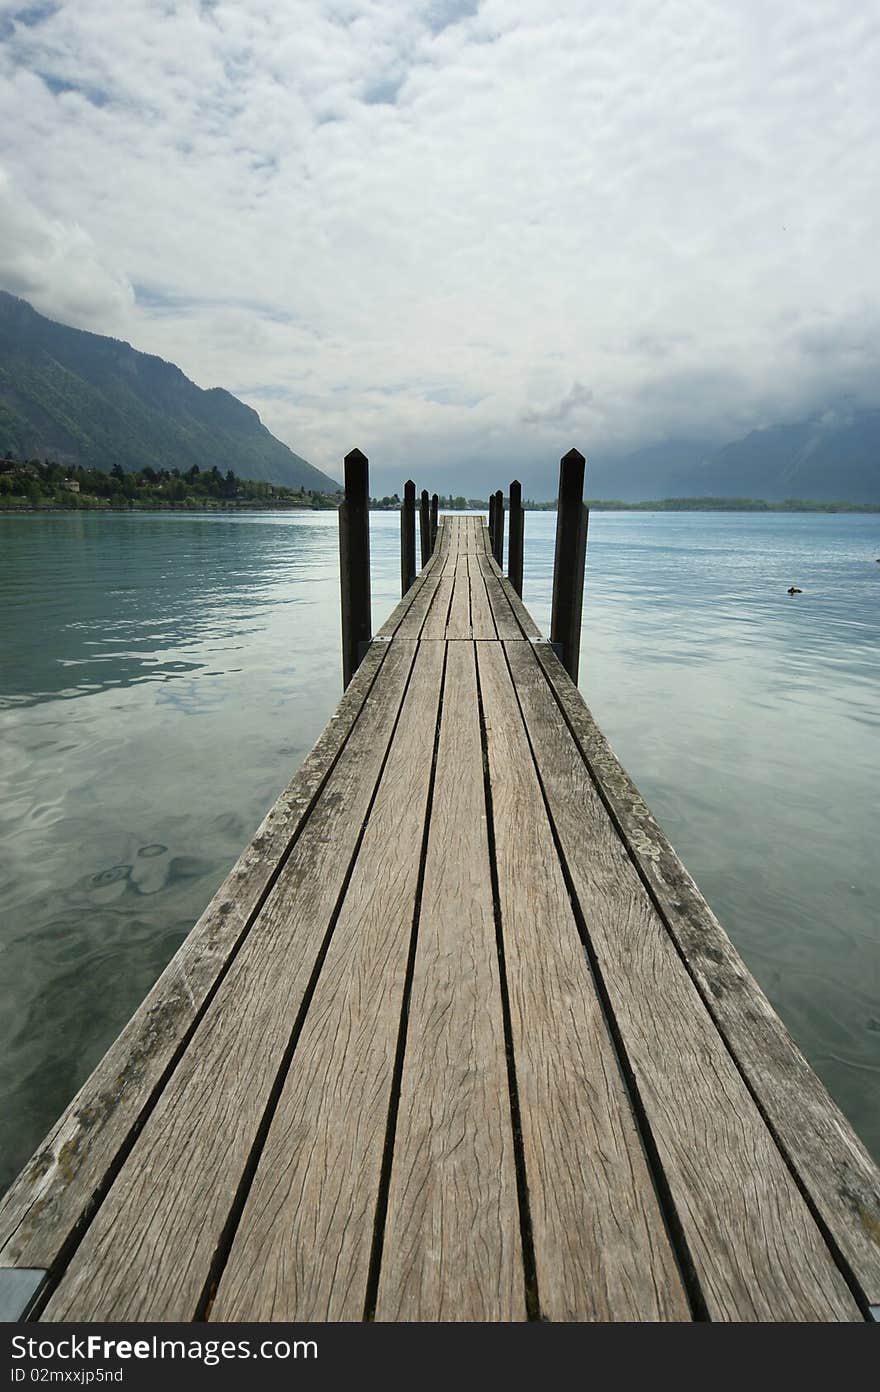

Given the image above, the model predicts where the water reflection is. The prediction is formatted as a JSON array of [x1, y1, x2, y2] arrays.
[[0, 507, 877, 1197], [0, 509, 362, 1192], [0, 512, 342, 708]]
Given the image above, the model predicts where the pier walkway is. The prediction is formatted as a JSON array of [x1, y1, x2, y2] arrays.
[[1, 516, 879, 1322]]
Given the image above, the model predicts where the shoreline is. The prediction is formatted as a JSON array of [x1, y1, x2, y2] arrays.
[[3, 501, 879, 516]]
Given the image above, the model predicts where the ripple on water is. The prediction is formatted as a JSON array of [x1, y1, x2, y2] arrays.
[[0, 507, 878, 1199]]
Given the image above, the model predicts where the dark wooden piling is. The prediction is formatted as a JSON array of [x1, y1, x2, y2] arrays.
[[420, 489, 431, 568], [339, 447, 371, 689], [492, 489, 505, 567], [401, 479, 416, 595], [488, 493, 497, 555], [508, 479, 524, 598], [550, 448, 588, 684], [5, 513, 879, 1325], [430, 493, 439, 554]]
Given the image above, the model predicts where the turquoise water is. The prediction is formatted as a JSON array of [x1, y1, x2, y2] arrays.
[[0, 508, 878, 1195]]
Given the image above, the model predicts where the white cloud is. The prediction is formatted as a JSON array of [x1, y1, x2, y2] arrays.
[[0, 0, 878, 493], [0, 165, 134, 331]]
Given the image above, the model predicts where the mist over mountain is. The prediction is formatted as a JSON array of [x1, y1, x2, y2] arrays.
[[577, 439, 719, 502], [674, 409, 880, 502], [2, 291, 877, 504], [0, 292, 336, 493], [570, 410, 880, 504]]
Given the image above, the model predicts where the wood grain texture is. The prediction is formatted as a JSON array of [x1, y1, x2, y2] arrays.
[[14, 507, 874, 1325], [375, 642, 525, 1321], [479, 554, 526, 640], [40, 641, 418, 1321], [381, 517, 451, 640], [476, 641, 690, 1322], [0, 634, 393, 1275], [507, 639, 861, 1321], [463, 516, 483, 553], [530, 637, 880, 1311], [420, 574, 455, 639], [211, 641, 445, 1321], [445, 555, 471, 638], [467, 554, 497, 640], [476, 550, 541, 638]]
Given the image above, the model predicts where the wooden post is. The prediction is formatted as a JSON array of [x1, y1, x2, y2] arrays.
[[430, 493, 439, 554], [493, 489, 504, 567], [488, 493, 496, 554], [339, 447, 371, 689], [401, 479, 416, 595], [508, 479, 524, 597], [550, 448, 588, 685], [419, 489, 431, 569]]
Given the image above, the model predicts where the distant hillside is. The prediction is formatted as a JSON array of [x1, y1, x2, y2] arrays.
[[581, 438, 718, 501], [678, 409, 880, 502], [0, 291, 336, 492], [590, 410, 880, 502]]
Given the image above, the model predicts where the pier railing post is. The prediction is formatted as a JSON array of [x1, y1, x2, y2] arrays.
[[488, 493, 496, 553], [339, 447, 371, 689], [492, 489, 505, 567], [401, 479, 416, 595], [430, 493, 439, 554], [419, 489, 431, 569], [550, 448, 588, 685], [508, 479, 523, 597]]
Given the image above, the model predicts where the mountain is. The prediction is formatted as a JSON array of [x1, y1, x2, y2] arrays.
[[0, 291, 336, 492], [583, 438, 718, 501], [590, 409, 880, 502], [675, 409, 880, 502]]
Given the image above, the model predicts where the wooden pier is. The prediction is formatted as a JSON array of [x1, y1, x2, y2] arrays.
[[1, 502, 879, 1322]]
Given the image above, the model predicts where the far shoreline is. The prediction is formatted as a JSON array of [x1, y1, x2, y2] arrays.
[[3, 499, 879, 516]]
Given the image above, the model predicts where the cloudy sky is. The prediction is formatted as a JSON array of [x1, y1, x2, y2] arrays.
[[1, 0, 878, 494]]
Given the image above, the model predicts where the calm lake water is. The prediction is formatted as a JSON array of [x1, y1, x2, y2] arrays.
[[0, 508, 878, 1195]]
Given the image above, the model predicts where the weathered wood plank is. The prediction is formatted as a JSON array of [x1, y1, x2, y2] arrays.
[[477, 550, 541, 639], [445, 554, 471, 639], [479, 552, 527, 640], [40, 641, 419, 1321], [390, 521, 453, 640], [375, 642, 525, 1321], [374, 517, 449, 639], [506, 639, 862, 1321], [211, 641, 445, 1321], [420, 575, 455, 639], [10, 500, 874, 1327], [0, 634, 395, 1276], [530, 638, 880, 1312], [475, 641, 690, 1322], [467, 554, 497, 640]]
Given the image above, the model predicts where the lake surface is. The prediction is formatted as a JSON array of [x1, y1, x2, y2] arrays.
[[0, 508, 878, 1196]]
